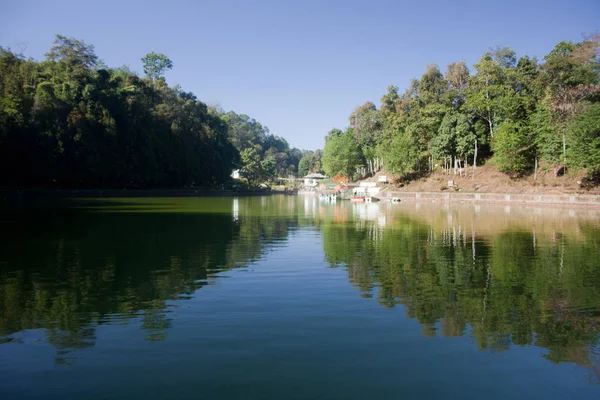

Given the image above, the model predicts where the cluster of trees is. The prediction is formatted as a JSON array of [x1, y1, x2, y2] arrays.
[[221, 111, 303, 185], [321, 36, 600, 182], [298, 149, 324, 177], [0, 35, 303, 188]]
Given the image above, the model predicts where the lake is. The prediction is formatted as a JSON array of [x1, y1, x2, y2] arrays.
[[1, 195, 599, 399]]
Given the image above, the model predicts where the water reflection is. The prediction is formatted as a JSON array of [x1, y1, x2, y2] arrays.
[[0, 196, 599, 383], [322, 201, 600, 383]]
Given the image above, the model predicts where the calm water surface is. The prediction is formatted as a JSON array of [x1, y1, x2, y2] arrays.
[[1, 196, 599, 399]]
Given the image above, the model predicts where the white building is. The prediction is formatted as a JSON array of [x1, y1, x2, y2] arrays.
[[303, 173, 327, 188]]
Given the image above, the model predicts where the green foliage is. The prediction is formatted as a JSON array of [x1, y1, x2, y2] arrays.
[[239, 147, 277, 186], [141, 52, 173, 81], [493, 121, 535, 176], [466, 54, 517, 137], [0, 36, 241, 188], [240, 148, 262, 185], [298, 156, 310, 177], [381, 132, 418, 175], [316, 36, 599, 183], [531, 107, 561, 164], [322, 128, 363, 179], [567, 103, 600, 175], [223, 111, 302, 177], [348, 101, 382, 149], [298, 150, 322, 176], [431, 111, 475, 161]]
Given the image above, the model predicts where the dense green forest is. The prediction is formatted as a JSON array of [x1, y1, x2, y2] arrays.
[[0, 35, 304, 188], [321, 36, 600, 184]]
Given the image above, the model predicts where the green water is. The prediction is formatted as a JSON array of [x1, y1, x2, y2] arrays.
[[1, 196, 599, 399]]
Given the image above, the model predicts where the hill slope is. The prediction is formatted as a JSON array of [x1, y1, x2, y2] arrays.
[[368, 163, 600, 195]]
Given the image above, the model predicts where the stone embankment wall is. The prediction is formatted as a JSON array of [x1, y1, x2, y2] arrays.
[[380, 192, 600, 207]]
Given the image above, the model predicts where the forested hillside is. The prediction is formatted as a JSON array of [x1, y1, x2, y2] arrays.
[[222, 111, 303, 185], [321, 36, 600, 187], [0, 35, 302, 189]]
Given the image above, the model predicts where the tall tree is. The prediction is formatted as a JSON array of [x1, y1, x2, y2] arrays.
[[141, 52, 173, 81], [348, 101, 383, 175], [322, 128, 363, 179], [466, 52, 520, 138], [540, 37, 600, 172]]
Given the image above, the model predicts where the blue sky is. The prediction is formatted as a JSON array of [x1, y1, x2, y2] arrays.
[[1, 0, 598, 150]]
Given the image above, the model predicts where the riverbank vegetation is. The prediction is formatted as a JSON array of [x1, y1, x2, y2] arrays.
[[0, 35, 303, 189], [320, 36, 600, 188]]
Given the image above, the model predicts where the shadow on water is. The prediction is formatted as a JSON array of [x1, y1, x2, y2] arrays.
[[0, 196, 304, 364], [0, 196, 599, 383]]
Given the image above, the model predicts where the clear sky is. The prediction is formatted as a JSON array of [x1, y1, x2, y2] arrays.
[[1, 0, 598, 150]]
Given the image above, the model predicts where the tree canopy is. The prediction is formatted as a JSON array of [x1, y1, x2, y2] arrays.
[[313, 35, 600, 181], [0, 35, 302, 188], [141, 52, 173, 81]]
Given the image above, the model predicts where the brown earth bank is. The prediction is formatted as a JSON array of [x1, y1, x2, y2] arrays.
[[367, 163, 600, 195]]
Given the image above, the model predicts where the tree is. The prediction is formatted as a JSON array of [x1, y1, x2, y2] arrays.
[[141, 52, 173, 81], [429, 110, 477, 175], [322, 128, 363, 179], [445, 61, 470, 108], [567, 103, 600, 177], [240, 147, 263, 185], [46, 35, 98, 76], [531, 107, 560, 165], [418, 64, 447, 104], [298, 150, 322, 177], [220, 111, 301, 178], [348, 101, 383, 175], [384, 131, 419, 176], [239, 147, 276, 186], [466, 54, 516, 138], [349, 101, 381, 147], [0, 39, 238, 188], [298, 155, 311, 177], [493, 121, 535, 176], [320, 36, 599, 184], [540, 38, 600, 172]]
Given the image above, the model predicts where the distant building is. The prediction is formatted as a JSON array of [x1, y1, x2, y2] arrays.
[[231, 169, 241, 179], [303, 173, 327, 188]]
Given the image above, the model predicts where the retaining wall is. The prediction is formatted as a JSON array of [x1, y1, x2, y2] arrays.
[[380, 191, 600, 207]]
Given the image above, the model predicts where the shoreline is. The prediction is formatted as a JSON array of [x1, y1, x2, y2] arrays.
[[2, 188, 600, 209], [0, 188, 276, 201]]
